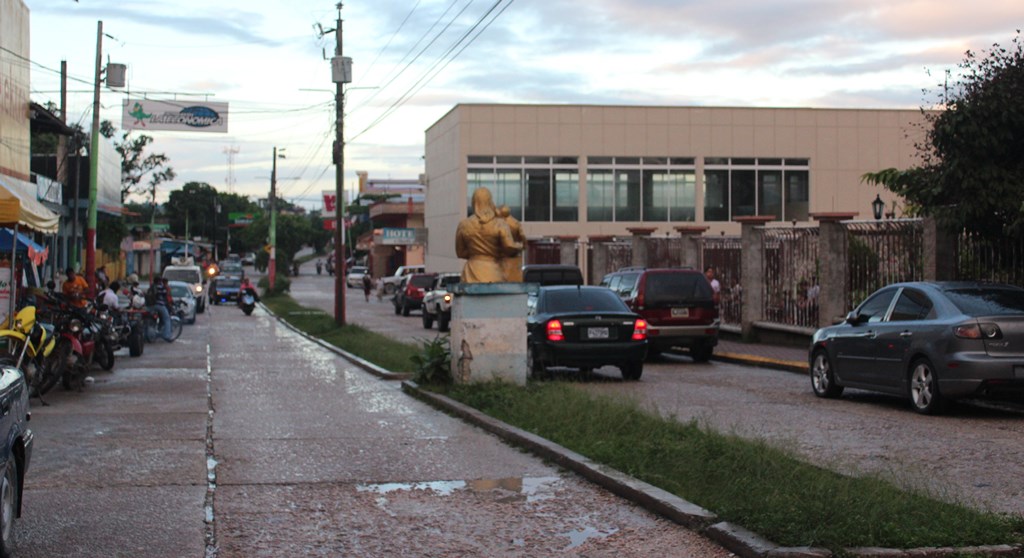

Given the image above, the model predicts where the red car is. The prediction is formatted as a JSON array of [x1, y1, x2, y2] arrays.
[[392, 273, 437, 316]]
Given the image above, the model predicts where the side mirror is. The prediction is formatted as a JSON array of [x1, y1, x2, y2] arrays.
[[845, 311, 862, 325]]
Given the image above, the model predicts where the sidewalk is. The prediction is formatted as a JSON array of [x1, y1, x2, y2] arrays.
[[714, 337, 808, 374]]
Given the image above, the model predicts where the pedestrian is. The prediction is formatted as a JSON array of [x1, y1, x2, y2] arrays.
[[362, 273, 373, 302], [704, 266, 721, 305], [95, 265, 109, 290], [148, 277, 175, 342], [316, 260, 323, 275], [62, 267, 90, 308]]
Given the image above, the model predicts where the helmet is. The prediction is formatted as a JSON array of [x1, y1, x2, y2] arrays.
[[128, 273, 140, 284], [131, 294, 146, 309]]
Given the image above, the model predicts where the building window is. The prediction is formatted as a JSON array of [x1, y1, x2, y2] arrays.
[[703, 158, 810, 222], [468, 156, 579, 222], [587, 157, 695, 223]]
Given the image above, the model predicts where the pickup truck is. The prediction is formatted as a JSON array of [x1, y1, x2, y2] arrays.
[[421, 272, 461, 332], [380, 265, 426, 295]]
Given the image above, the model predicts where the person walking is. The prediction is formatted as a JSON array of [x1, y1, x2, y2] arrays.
[[148, 277, 175, 342], [362, 273, 373, 302]]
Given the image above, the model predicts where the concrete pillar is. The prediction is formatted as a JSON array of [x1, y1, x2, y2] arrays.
[[627, 227, 657, 268], [588, 236, 613, 285], [923, 217, 956, 281], [736, 216, 774, 340], [675, 225, 709, 270], [812, 213, 857, 328], [558, 236, 578, 267]]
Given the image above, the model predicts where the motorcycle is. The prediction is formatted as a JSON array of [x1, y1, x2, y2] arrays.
[[239, 292, 256, 316], [143, 304, 183, 343], [48, 304, 94, 392], [0, 305, 61, 398]]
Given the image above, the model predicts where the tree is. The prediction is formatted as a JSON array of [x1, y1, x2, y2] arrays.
[[863, 31, 1024, 241], [99, 121, 176, 203]]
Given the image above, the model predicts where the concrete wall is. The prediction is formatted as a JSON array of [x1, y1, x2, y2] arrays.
[[0, 0, 30, 180]]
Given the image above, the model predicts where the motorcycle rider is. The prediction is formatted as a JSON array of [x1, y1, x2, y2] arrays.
[[98, 280, 121, 310], [238, 277, 260, 304], [147, 277, 175, 342]]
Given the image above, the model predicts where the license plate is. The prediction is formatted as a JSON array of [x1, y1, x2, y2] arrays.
[[587, 327, 609, 340], [671, 307, 690, 318]]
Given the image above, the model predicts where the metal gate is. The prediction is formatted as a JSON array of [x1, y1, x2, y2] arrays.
[[761, 228, 820, 329], [844, 219, 924, 310], [701, 236, 742, 327]]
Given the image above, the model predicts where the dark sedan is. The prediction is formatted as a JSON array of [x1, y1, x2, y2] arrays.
[[212, 277, 241, 305], [810, 281, 1024, 414], [527, 286, 648, 381], [0, 363, 32, 554]]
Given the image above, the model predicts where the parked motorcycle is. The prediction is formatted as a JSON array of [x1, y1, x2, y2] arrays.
[[0, 305, 61, 398], [52, 305, 96, 391]]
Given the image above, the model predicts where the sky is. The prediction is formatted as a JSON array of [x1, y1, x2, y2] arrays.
[[24, 0, 1024, 211]]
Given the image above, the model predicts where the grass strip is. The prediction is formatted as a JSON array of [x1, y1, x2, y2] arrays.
[[442, 380, 1024, 552], [262, 293, 419, 373]]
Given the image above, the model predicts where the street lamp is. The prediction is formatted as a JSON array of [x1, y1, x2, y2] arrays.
[[871, 194, 885, 220], [268, 147, 286, 291]]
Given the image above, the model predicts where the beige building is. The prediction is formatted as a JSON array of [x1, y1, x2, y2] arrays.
[[424, 104, 928, 273]]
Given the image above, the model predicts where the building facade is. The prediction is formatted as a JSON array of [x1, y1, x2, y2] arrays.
[[424, 104, 929, 275]]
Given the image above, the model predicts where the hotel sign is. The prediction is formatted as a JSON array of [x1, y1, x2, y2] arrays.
[[379, 227, 426, 245]]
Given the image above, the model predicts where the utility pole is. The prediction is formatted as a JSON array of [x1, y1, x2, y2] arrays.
[[86, 20, 103, 295], [269, 146, 281, 291], [332, 2, 348, 326]]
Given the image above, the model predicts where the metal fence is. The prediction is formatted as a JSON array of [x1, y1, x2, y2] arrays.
[[955, 233, 1024, 287], [646, 237, 684, 269], [844, 219, 925, 311], [701, 236, 743, 327], [761, 227, 820, 329], [587, 240, 632, 283]]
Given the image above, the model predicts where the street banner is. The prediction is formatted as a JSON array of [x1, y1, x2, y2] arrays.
[[228, 212, 255, 225], [323, 191, 336, 212], [122, 99, 229, 133]]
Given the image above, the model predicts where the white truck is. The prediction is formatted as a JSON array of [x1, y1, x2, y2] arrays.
[[380, 265, 425, 295], [421, 272, 461, 332], [162, 257, 207, 313]]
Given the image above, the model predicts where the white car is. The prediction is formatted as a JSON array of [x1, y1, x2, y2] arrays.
[[346, 266, 369, 288], [421, 272, 461, 332], [167, 280, 198, 324]]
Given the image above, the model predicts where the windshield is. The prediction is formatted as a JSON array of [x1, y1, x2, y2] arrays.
[[644, 272, 713, 305], [218, 279, 241, 289], [541, 287, 630, 314], [164, 269, 201, 283], [169, 285, 192, 297], [944, 287, 1024, 316]]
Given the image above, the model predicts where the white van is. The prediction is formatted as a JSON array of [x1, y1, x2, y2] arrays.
[[163, 260, 207, 313]]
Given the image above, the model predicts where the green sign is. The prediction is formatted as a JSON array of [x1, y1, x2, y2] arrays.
[[228, 212, 256, 225]]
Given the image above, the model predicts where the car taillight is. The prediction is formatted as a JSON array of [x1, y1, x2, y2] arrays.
[[546, 319, 564, 341], [632, 319, 647, 341], [954, 323, 1003, 339]]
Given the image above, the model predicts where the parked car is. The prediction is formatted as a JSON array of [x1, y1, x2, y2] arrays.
[[381, 265, 426, 295], [422, 272, 461, 332], [522, 264, 584, 286], [163, 262, 207, 314], [241, 252, 256, 266], [604, 267, 718, 362], [346, 266, 370, 288], [0, 363, 33, 552], [392, 273, 437, 316], [526, 285, 647, 380], [167, 280, 198, 324], [218, 260, 245, 280], [810, 281, 1024, 415], [211, 277, 242, 305]]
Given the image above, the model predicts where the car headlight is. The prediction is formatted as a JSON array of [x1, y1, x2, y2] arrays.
[[196, 285, 203, 293]]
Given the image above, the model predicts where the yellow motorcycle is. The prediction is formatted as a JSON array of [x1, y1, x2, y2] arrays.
[[0, 305, 61, 398]]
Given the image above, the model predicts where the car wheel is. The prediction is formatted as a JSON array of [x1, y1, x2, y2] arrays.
[[690, 345, 713, 363], [402, 304, 410, 317], [422, 312, 434, 329], [393, 302, 401, 315], [438, 312, 450, 333], [810, 349, 843, 398], [620, 361, 643, 381], [0, 454, 19, 558], [527, 342, 546, 380], [384, 283, 396, 295], [909, 357, 947, 415]]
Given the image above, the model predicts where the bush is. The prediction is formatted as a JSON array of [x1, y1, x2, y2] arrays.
[[410, 335, 452, 385], [258, 275, 290, 295]]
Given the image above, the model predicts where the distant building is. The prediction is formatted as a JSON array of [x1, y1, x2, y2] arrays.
[[424, 103, 929, 275], [353, 171, 426, 278]]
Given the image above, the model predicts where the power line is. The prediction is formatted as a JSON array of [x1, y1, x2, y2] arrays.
[[351, 0, 514, 143], [361, 0, 423, 79]]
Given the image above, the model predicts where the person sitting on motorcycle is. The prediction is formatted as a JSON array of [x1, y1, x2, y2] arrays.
[[62, 267, 90, 308], [98, 280, 121, 310], [148, 277, 175, 342], [238, 277, 260, 304]]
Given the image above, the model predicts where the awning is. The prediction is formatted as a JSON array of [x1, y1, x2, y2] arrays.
[[0, 174, 60, 234]]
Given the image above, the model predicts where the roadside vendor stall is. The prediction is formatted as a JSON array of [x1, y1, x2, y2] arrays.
[[0, 187, 60, 327]]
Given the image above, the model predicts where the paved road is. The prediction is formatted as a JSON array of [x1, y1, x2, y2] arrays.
[[17, 280, 732, 557], [291, 262, 1024, 519]]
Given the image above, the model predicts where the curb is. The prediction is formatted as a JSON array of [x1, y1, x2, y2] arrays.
[[712, 351, 807, 375], [264, 302, 1023, 558]]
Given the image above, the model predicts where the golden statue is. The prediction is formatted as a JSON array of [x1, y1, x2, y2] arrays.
[[498, 205, 525, 282], [456, 188, 523, 283]]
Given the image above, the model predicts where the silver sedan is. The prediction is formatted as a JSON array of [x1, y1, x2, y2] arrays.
[[168, 280, 198, 324], [809, 281, 1024, 414]]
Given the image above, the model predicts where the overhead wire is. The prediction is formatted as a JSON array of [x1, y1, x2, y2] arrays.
[[350, 0, 514, 143], [361, 0, 423, 79]]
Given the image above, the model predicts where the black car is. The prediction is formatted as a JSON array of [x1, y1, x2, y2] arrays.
[[0, 364, 32, 555], [527, 285, 648, 380]]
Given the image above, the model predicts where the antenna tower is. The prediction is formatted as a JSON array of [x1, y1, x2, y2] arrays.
[[223, 145, 240, 193]]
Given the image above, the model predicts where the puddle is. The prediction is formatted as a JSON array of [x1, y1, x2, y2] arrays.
[[357, 476, 561, 502], [563, 525, 617, 549]]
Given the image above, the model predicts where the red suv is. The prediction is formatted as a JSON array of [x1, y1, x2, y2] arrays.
[[602, 268, 719, 361], [393, 273, 437, 316]]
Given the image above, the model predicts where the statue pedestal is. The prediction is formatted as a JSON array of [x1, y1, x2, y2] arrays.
[[450, 283, 535, 386]]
